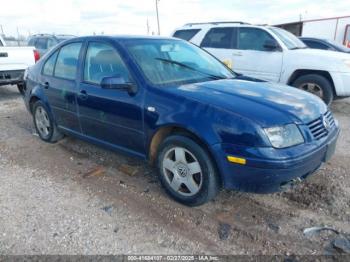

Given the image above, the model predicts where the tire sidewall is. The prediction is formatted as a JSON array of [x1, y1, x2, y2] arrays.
[[157, 135, 219, 206], [293, 74, 334, 105], [33, 101, 54, 142]]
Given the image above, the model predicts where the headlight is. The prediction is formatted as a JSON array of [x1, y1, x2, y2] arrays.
[[264, 124, 304, 148], [343, 59, 350, 68]]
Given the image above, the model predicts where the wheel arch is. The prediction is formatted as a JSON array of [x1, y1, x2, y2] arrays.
[[148, 125, 208, 162], [29, 96, 40, 114], [28, 86, 51, 114], [287, 69, 336, 95], [148, 124, 223, 186]]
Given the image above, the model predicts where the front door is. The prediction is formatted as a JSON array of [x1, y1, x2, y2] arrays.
[[77, 41, 144, 155], [40, 42, 82, 132], [233, 27, 283, 82]]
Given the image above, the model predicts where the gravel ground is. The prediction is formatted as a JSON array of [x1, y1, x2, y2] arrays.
[[0, 85, 349, 255]]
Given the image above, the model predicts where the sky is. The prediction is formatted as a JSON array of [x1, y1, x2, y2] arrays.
[[0, 0, 349, 38]]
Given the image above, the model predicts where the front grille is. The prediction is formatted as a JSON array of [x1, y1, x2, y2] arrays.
[[307, 111, 335, 140]]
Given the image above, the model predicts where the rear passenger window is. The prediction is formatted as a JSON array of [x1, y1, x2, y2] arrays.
[[28, 38, 36, 46], [201, 27, 237, 49], [173, 29, 201, 41], [84, 42, 130, 85], [238, 28, 277, 51], [304, 40, 329, 50], [42, 50, 58, 76], [36, 38, 47, 49], [47, 39, 56, 49], [54, 42, 82, 80]]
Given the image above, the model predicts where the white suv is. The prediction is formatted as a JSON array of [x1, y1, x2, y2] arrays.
[[172, 22, 350, 104]]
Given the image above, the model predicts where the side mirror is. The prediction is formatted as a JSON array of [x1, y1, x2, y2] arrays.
[[101, 76, 136, 93], [263, 39, 280, 51]]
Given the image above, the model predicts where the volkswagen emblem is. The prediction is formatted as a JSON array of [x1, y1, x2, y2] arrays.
[[175, 163, 189, 177], [322, 116, 330, 131]]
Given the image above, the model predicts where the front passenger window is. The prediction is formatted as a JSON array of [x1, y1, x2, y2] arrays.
[[84, 42, 131, 85], [238, 28, 278, 51]]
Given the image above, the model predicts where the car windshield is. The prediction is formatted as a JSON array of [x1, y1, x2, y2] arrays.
[[125, 39, 235, 86], [325, 39, 350, 52], [270, 27, 307, 50]]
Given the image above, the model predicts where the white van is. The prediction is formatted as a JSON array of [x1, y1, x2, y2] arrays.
[[172, 22, 350, 104]]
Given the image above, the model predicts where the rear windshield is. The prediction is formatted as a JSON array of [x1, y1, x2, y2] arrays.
[[173, 29, 201, 41]]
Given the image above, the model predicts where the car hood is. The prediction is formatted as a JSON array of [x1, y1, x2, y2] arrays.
[[167, 79, 327, 127], [292, 48, 350, 59]]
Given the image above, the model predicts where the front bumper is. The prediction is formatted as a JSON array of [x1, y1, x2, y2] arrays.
[[330, 71, 350, 96], [211, 126, 340, 193]]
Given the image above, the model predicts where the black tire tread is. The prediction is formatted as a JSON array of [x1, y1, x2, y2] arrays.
[[292, 74, 334, 105], [33, 100, 64, 143]]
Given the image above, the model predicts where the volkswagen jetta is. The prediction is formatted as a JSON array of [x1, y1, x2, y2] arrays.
[[24, 36, 340, 206]]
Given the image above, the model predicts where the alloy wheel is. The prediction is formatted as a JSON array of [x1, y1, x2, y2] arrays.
[[35, 106, 51, 138], [162, 146, 203, 196], [298, 82, 324, 99]]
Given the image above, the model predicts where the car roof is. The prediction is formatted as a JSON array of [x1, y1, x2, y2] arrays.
[[29, 34, 76, 39], [67, 35, 181, 42], [175, 22, 272, 30]]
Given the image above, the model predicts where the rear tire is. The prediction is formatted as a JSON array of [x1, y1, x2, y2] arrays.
[[17, 83, 26, 96], [32, 100, 64, 143], [292, 74, 334, 105], [156, 135, 220, 206]]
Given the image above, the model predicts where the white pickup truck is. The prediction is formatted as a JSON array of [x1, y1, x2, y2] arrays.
[[173, 22, 350, 104], [0, 35, 38, 94]]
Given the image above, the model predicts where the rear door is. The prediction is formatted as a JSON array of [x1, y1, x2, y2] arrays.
[[200, 27, 237, 69], [233, 27, 283, 82], [173, 29, 201, 41], [41, 42, 82, 132]]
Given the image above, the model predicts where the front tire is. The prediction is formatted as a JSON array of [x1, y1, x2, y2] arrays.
[[33, 101, 63, 143], [156, 135, 220, 206], [292, 74, 334, 105]]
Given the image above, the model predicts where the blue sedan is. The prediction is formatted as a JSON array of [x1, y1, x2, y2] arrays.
[[23, 36, 340, 206]]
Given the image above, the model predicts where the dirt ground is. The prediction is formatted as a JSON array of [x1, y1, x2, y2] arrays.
[[0, 85, 349, 255]]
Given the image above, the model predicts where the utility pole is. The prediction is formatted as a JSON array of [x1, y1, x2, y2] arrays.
[[17, 27, 20, 46], [147, 18, 150, 35], [155, 0, 160, 35], [0, 25, 4, 36]]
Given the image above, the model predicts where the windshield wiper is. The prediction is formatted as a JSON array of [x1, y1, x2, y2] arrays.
[[155, 58, 227, 80]]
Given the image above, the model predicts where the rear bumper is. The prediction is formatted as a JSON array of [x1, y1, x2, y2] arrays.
[[211, 126, 340, 193], [0, 70, 24, 86]]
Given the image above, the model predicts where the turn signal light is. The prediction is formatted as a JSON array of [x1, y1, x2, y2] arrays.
[[227, 156, 246, 165]]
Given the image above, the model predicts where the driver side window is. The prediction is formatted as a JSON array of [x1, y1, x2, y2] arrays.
[[84, 42, 131, 85], [238, 28, 277, 51]]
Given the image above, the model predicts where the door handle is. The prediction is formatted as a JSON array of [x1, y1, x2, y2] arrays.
[[43, 82, 49, 89], [233, 52, 243, 56], [79, 90, 88, 100]]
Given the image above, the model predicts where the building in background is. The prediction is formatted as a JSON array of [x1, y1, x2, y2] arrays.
[[275, 15, 350, 48]]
